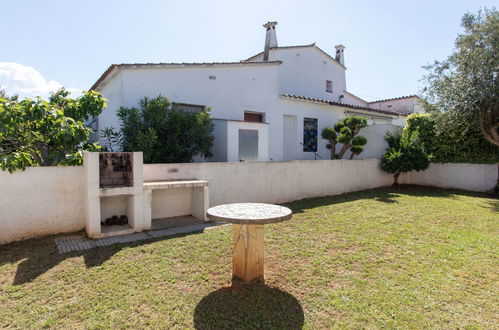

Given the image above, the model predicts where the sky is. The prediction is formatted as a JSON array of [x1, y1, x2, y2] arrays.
[[1, 0, 497, 101]]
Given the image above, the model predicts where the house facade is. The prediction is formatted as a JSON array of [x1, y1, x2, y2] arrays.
[[91, 22, 414, 162]]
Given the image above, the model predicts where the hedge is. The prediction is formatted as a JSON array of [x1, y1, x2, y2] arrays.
[[405, 114, 499, 164]]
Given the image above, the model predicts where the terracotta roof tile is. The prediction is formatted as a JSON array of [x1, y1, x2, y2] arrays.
[[281, 94, 405, 116], [368, 95, 419, 104]]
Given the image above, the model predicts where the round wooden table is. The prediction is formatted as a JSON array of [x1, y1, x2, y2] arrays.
[[206, 203, 293, 283]]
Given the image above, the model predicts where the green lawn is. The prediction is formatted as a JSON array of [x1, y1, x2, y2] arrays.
[[1, 186, 497, 329]]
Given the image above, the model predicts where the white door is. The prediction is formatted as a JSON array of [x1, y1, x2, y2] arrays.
[[283, 115, 297, 161]]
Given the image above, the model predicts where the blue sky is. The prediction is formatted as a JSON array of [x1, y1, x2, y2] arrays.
[[1, 0, 496, 101]]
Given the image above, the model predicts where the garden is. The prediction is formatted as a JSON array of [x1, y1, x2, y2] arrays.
[[0, 186, 497, 328]]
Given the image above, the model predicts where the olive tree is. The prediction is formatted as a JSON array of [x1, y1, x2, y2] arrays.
[[423, 8, 498, 147], [321, 115, 368, 159]]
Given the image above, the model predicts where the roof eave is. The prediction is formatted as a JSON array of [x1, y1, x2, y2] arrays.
[[90, 61, 282, 91]]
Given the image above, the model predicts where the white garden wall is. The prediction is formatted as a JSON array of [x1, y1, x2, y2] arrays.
[[143, 159, 393, 206], [1, 160, 496, 245], [0, 166, 85, 244], [399, 163, 497, 192]]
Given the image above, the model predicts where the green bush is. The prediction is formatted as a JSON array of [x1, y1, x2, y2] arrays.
[[405, 114, 499, 164], [111, 95, 214, 163], [381, 130, 430, 185]]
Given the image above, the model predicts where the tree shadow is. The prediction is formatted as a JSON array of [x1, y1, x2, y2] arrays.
[[193, 283, 304, 329], [0, 230, 203, 285], [285, 185, 478, 214]]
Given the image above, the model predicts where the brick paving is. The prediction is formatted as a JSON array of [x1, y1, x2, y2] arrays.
[[55, 222, 228, 254]]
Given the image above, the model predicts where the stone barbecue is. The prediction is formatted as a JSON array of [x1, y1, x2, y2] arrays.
[[99, 152, 133, 188]]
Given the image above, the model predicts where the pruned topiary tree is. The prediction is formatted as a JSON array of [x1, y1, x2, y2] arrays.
[[381, 130, 430, 186], [321, 115, 368, 159]]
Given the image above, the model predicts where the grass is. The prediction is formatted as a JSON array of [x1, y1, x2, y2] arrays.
[[0, 186, 497, 329]]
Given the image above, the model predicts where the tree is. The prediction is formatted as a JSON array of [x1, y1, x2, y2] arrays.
[[114, 95, 214, 163], [0, 89, 106, 172], [321, 115, 368, 159], [422, 8, 499, 147], [381, 130, 430, 186]]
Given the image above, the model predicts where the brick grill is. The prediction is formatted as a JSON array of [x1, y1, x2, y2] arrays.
[[99, 152, 133, 188]]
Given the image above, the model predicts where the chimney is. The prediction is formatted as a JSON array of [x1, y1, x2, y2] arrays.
[[263, 21, 278, 61], [335, 44, 345, 66]]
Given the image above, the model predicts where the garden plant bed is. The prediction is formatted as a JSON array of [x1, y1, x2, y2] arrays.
[[0, 186, 497, 328]]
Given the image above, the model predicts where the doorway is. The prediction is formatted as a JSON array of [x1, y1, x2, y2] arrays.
[[283, 115, 297, 161]]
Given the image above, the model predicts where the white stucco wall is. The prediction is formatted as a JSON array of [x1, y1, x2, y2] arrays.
[[143, 159, 393, 206], [0, 166, 86, 244], [399, 163, 498, 192], [1, 161, 496, 245]]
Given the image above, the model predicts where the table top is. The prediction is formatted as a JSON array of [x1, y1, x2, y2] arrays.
[[206, 203, 292, 225]]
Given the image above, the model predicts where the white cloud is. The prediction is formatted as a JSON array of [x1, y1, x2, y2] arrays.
[[0, 62, 82, 98]]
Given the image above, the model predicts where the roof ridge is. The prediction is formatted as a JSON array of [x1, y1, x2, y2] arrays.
[[368, 95, 419, 103], [281, 93, 405, 116], [241, 43, 317, 62]]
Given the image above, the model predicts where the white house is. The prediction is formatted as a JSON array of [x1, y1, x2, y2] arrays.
[[90, 22, 415, 162]]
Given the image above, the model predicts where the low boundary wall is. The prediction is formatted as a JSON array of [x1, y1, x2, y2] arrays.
[[0, 160, 496, 244], [143, 159, 393, 206], [0, 166, 86, 244], [399, 163, 497, 192]]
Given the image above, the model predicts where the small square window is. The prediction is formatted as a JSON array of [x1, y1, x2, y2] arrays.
[[326, 80, 333, 93]]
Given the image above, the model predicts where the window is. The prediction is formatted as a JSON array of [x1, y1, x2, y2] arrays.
[[326, 80, 333, 93], [174, 103, 205, 113], [303, 118, 318, 152], [244, 111, 264, 123]]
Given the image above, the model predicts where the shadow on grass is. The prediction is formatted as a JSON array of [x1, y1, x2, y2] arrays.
[[0, 230, 203, 285], [2, 186, 494, 285], [193, 283, 304, 329], [285, 185, 480, 214]]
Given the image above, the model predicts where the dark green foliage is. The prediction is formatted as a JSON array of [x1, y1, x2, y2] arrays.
[[381, 130, 430, 185], [321, 115, 368, 159], [0, 89, 105, 172], [405, 114, 499, 163], [422, 8, 499, 147], [100, 127, 123, 152], [115, 95, 214, 163]]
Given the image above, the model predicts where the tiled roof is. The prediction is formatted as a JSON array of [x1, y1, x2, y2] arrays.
[[368, 95, 418, 104], [90, 61, 283, 91], [242, 43, 346, 69], [281, 94, 405, 116]]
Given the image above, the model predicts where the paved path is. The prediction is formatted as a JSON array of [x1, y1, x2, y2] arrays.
[[55, 222, 228, 254]]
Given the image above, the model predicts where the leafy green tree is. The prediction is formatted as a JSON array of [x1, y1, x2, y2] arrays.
[[381, 130, 430, 186], [0, 89, 106, 172], [422, 8, 499, 147], [114, 95, 214, 163], [321, 115, 368, 159]]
